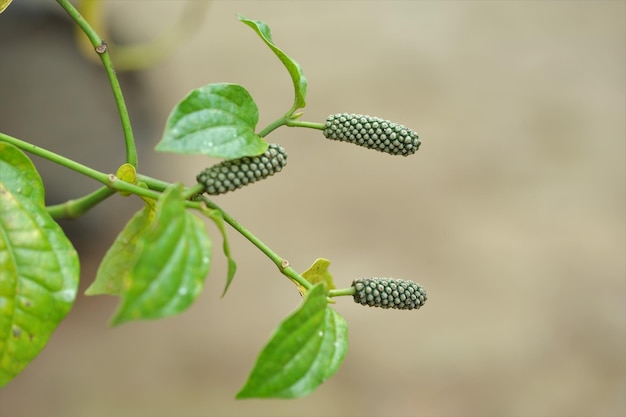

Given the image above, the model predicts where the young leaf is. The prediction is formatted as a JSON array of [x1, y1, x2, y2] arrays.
[[239, 15, 308, 111], [0, 142, 45, 206], [236, 284, 348, 399], [201, 207, 237, 297], [85, 205, 155, 296], [0, 0, 13, 14], [111, 185, 211, 325], [156, 83, 268, 159], [298, 258, 336, 297], [0, 144, 79, 387], [115, 163, 137, 197]]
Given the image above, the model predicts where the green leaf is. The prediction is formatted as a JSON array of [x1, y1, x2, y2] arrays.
[[115, 163, 137, 197], [236, 284, 348, 399], [0, 143, 79, 387], [111, 184, 211, 325], [298, 258, 336, 298], [156, 83, 268, 159], [0, 142, 45, 206], [201, 207, 237, 297], [85, 205, 155, 296], [0, 0, 13, 14], [239, 15, 308, 111]]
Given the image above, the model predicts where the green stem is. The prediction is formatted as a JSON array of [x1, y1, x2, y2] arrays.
[[203, 198, 312, 291], [0, 132, 160, 202], [258, 116, 326, 139], [329, 287, 356, 298], [137, 175, 203, 200], [56, 0, 138, 168], [137, 174, 172, 192], [107, 177, 162, 200], [257, 115, 288, 138], [257, 102, 305, 138], [285, 120, 326, 130], [184, 183, 206, 200], [0, 132, 110, 184], [47, 186, 115, 219]]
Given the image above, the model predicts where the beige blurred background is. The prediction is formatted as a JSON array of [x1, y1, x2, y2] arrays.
[[0, 1, 624, 416]]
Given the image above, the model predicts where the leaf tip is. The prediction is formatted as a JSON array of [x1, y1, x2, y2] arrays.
[[234, 389, 249, 400]]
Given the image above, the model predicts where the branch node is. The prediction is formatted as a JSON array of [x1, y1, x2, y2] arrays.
[[95, 41, 108, 54]]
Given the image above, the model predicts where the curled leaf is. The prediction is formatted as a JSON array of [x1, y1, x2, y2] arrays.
[[239, 15, 307, 111]]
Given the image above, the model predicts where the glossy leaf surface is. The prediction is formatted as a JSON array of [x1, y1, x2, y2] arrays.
[[85, 205, 154, 296], [156, 83, 268, 159], [111, 185, 211, 325], [0, 143, 79, 387], [237, 284, 348, 399]]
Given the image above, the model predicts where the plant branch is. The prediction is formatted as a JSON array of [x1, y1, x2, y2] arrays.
[[47, 186, 115, 219], [285, 119, 325, 130], [0, 132, 110, 184], [56, 0, 138, 168], [137, 174, 172, 192], [258, 114, 325, 138], [0, 132, 160, 203], [257, 115, 288, 138], [184, 183, 206, 200], [137, 175, 203, 200], [202, 198, 312, 291], [329, 287, 356, 298]]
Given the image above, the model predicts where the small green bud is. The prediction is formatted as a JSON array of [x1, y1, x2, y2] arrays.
[[323, 113, 420, 156], [196, 143, 287, 195], [352, 278, 427, 310]]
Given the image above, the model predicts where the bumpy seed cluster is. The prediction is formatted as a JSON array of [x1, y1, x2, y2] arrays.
[[196, 143, 287, 195], [323, 113, 420, 156], [352, 278, 427, 310]]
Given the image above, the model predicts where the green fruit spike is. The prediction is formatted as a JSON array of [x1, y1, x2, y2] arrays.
[[352, 278, 427, 310], [323, 113, 420, 156], [196, 143, 287, 195]]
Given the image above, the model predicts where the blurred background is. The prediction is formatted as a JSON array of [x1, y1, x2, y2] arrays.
[[0, 1, 624, 416]]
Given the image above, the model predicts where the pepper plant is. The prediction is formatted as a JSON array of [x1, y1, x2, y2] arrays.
[[0, 0, 426, 399]]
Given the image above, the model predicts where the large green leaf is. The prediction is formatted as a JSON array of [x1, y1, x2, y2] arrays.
[[236, 283, 348, 399], [156, 83, 268, 159], [85, 205, 154, 296], [239, 15, 308, 111], [0, 143, 79, 387], [111, 185, 211, 325]]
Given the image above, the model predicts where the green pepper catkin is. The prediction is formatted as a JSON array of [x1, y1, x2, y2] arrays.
[[323, 113, 420, 156], [352, 278, 427, 310], [196, 143, 287, 195]]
